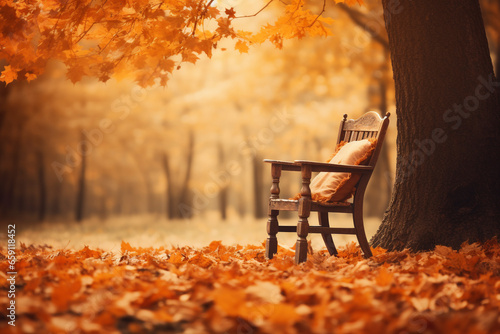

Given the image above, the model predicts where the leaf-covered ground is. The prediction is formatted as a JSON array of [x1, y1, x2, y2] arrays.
[[1, 239, 500, 334]]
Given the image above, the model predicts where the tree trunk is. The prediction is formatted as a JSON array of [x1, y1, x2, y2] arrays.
[[366, 57, 393, 217], [36, 150, 46, 222], [218, 142, 228, 220], [496, 34, 500, 77], [75, 135, 86, 222], [162, 152, 176, 219], [372, 0, 500, 250], [178, 130, 195, 218], [0, 124, 23, 216]]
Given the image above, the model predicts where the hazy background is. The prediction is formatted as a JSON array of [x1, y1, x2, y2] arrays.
[[1, 0, 498, 250]]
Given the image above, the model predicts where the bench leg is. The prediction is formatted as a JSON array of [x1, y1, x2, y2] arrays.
[[266, 164, 281, 260], [318, 212, 338, 256], [353, 204, 372, 258], [295, 216, 309, 264], [295, 167, 312, 264], [295, 196, 311, 264], [265, 210, 279, 259]]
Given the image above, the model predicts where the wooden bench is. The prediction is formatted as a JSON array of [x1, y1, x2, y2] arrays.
[[264, 111, 391, 264]]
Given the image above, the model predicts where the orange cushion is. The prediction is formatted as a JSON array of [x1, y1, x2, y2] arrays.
[[295, 138, 377, 203]]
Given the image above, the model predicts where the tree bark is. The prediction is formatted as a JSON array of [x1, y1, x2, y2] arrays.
[[372, 0, 500, 250]]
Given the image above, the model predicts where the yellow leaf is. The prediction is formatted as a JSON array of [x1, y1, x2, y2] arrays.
[[235, 40, 249, 53]]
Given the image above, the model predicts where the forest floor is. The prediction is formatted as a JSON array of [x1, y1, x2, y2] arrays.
[[1, 215, 499, 333], [8, 213, 380, 251]]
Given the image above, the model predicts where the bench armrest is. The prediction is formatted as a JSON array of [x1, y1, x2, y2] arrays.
[[294, 160, 374, 173], [263, 159, 301, 171]]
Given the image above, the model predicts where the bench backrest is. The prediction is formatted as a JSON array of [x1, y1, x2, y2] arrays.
[[336, 111, 391, 168]]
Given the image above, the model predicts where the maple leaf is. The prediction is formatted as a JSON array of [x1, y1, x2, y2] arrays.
[[216, 17, 235, 37], [235, 40, 249, 53], [51, 278, 82, 311], [78, 245, 101, 259], [188, 253, 213, 268], [182, 51, 199, 64], [25, 72, 37, 82], [121, 240, 135, 253], [225, 7, 236, 19], [66, 64, 87, 84], [0, 65, 18, 84]]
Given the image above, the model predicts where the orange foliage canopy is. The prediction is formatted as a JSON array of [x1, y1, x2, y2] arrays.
[[0, 0, 362, 87], [0, 239, 499, 333]]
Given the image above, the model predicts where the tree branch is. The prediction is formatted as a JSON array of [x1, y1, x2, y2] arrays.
[[336, 3, 389, 50], [308, 0, 327, 28], [234, 0, 274, 19]]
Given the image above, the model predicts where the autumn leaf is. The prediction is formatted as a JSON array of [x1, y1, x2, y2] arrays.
[[267, 303, 300, 326], [1, 239, 498, 333], [235, 40, 249, 53], [225, 7, 236, 19], [188, 253, 213, 268], [51, 278, 82, 311], [25, 72, 37, 82], [0, 65, 18, 85], [375, 266, 393, 286], [78, 245, 101, 259], [0, 0, 352, 86], [66, 64, 87, 84], [212, 287, 247, 317], [121, 240, 135, 253]]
